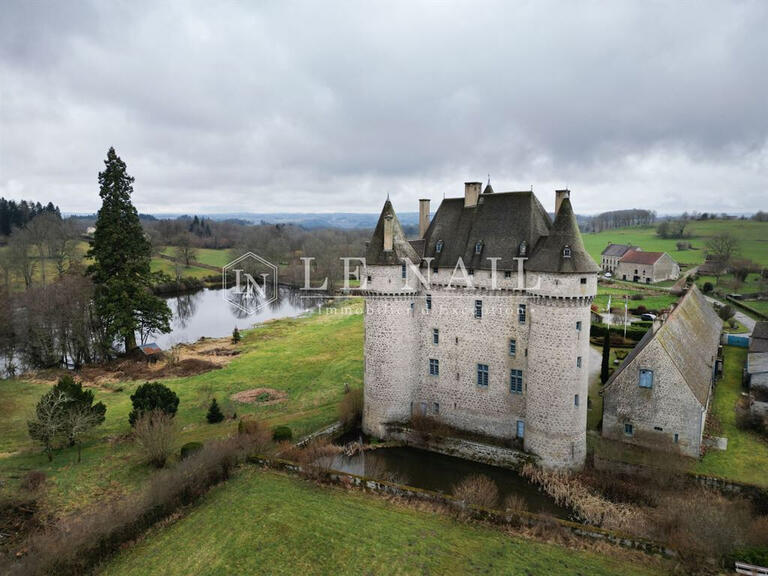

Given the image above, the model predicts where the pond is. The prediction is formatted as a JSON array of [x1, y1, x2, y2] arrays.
[[330, 444, 568, 518], [152, 286, 322, 348]]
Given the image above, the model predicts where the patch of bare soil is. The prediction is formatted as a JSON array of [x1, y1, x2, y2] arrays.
[[231, 388, 287, 405]]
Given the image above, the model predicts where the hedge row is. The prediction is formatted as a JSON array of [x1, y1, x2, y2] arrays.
[[590, 323, 650, 342]]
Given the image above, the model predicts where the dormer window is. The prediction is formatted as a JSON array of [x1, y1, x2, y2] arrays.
[[519, 241, 528, 257], [563, 245, 572, 258], [475, 241, 483, 255], [435, 240, 444, 253]]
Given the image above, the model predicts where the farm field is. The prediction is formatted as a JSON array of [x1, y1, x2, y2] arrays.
[[150, 256, 213, 279], [102, 468, 668, 576], [0, 300, 363, 513], [159, 246, 232, 268], [582, 219, 768, 268]]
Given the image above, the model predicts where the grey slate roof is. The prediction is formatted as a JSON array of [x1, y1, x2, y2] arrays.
[[421, 191, 553, 271], [525, 197, 600, 274], [753, 321, 768, 341], [748, 353, 768, 376], [366, 200, 420, 266], [601, 243, 632, 257], [603, 286, 721, 406]]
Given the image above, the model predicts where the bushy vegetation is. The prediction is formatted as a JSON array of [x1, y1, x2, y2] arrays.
[[133, 410, 176, 468], [451, 474, 499, 509], [272, 425, 293, 442], [180, 442, 203, 460], [206, 398, 225, 424], [338, 386, 363, 429], [128, 382, 179, 426]]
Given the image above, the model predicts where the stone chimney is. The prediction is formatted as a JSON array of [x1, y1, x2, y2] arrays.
[[555, 189, 570, 215], [383, 214, 394, 251], [464, 182, 482, 208], [419, 199, 430, 237]]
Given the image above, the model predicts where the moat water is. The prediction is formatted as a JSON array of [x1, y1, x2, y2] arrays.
[[330, 444, 568, 518]]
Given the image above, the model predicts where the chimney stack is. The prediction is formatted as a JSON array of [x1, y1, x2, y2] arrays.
[[555, 189, 570, 215], [383, 214, 394, 251], [464, 182, 482, 208], [418, 199, 430, 237]]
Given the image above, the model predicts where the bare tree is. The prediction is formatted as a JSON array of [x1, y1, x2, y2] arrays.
[[705, 233, 740, 271], [133, 410, 177, 468], [174, 232, 198, 266], [28, 389, 70, 461], [7, 227, 36, 288]]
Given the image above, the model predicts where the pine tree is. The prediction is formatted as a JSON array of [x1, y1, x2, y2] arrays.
[[206, 398, 225, 424], [601, 332, 611, 384], [88, 148, 171, 352]]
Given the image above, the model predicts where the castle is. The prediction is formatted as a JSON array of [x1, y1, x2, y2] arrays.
[[361, 182, 599, 469]]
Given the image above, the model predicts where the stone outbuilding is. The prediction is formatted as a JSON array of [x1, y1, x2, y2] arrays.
[[615, 249, 680, 284], [601, 286, 721, 458], [600, 243, 632, 273]]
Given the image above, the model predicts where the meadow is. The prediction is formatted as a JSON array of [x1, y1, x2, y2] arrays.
[[101, 468, 669, 576]]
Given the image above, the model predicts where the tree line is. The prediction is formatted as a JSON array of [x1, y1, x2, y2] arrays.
[[0, 198, 60, 236], [582, 209, 656, 233]]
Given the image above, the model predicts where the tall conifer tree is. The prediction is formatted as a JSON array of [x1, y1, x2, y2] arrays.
[[88, 147, 171, 352]]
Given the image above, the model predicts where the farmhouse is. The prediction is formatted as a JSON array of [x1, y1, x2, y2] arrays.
[[600, 243, 632, 273], [615, 249, 680, 284], [361, 183, 599, 469], [601, 286, 721, 458]]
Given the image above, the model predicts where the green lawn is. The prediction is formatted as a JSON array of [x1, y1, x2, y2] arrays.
[[150, 257, 214, 279], [0, 301, 364, 512], [582, 220, 768, 268], [593, 284, 679, 313], [745, 300, 768, 315], [696, 347, 768, 487], [160, 246, 232, 268], [102, 469, 667, 576]]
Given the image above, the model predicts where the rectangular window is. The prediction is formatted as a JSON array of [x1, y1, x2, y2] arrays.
[[433, 266, 438, 274], [576, 356, 582, 368], [477, 364, 489, 387], [367, 275, 372, 283], [580, 277, 587, 285], [674, 433, 679, 444], [429, 358, 439, 376], [401, 262, 407, 279], [432, 328, 439, 345], [474, 300, 482, 319], [574, 394, 579, 407], [468, 268, 474, 276], [426, 294, 432, 310], [433, 402, 440, 414], [509, 339, 517, 357], [518, 304, 526, 324], [510, 369, 523, 394], [504, 270, 512, 279], [639, 369, 654, 388], [624, 423, 634, 436], [576, 321, 582, 331]]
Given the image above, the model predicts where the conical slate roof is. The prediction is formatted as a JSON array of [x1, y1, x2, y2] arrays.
[[366, 199, 421, 266], [526, 197, 599, 273]]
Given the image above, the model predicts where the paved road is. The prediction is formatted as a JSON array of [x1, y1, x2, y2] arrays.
[[704, 295, 756, 335]]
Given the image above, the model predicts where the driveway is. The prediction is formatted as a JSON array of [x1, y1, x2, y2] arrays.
[[704, 295, 756, 335]]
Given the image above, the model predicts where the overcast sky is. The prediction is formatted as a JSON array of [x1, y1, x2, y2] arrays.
[[1, 1, 767, 216]]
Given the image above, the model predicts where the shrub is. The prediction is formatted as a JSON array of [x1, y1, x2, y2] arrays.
[[128, 382, 179, 426], [630, 293, 644, 301], [503, 493, 528, 514], [20, 470, 46, 492], [206, 398, 224, 424], [237, 418, 272, 453], [717, 304, 736, 321], [133, 410, 176, 468], [272, 425, 293, 442], [702, 281, 714, 294], [338, 387, 363, 429], [451, 474, 499, 509], [180, 442, 203, 460], [231, 327, 241, 343]]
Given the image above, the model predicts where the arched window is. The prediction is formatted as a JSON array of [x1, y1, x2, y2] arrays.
[[563, 245, 572, 258]]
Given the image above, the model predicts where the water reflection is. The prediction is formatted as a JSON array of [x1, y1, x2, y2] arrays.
[[152, 286, 323, 348]]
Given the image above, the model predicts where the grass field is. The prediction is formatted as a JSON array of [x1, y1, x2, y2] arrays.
[[102, 468, 668, 576], [593, 284, 679, 313], [0, 301, 363, 512], [695, 347, 768, 487], [582, 220, 768, 268], [150, 257, 214, 279], [159, 246, 232, 268]]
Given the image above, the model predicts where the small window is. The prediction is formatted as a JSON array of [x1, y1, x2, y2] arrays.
[[576, 356, 582, 368], [468, 268, 474, 276], [654, 426, 663, 431], [574, 394, 579, 407], [510, 369, 523, 394], [519, 241, 528, 256], [580, 277, 587, 285], [410, 302, 414, 311], [474, 300, 482, 319], [433, 328, 439, 345], [624, 423, 634, 436], [504, 270, 512, 279], [518, 304, 526, 324], [674, 433, 679, 444], [433, 402, 440, 415], [435, 240, 444, 253], [432, 266, 438, 274], [509, 339, 517, 357], [639, 369, 654, 388], [367, 275, 372, 283], [401, 262, 407, 279], [477, 364, 489, 387], [563, 245, 572, 258], [576, 321, 582, 331], [429, 358, 439, 376], [426, 294, 432, 310], [475, 241, 483, 255]]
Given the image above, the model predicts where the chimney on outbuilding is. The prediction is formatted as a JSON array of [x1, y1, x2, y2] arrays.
[[383, 213, 394, 251], [419, 199, 430, 237], [555, 189, 571, 215], [464, 182, 482, 208]]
